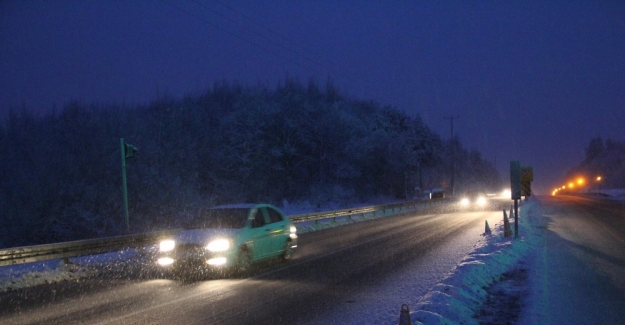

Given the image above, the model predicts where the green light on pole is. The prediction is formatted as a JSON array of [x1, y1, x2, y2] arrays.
[[121, 138, 137, 232]]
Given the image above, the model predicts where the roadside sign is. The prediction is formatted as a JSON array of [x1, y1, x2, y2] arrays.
[[521, 167, 533, 182], [510, 161, 521, 200], [521, 181, 532, 196]]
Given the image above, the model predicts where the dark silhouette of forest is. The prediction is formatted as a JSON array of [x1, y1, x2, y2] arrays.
[[0, 79, 499, 248], [566, 137, 625, 189]]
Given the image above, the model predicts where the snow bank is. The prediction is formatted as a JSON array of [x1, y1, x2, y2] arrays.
[[410, 199, 541, 325], [0, 248, 150, 292]]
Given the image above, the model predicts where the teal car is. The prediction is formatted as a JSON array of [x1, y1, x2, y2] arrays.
[[157, 203, 297, 275]]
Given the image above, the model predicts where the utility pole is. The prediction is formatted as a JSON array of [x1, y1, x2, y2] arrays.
[[120, 138, 137, 232], [417, 155, 423, 191], [444, 116, 459, 197], [415, 149, 424, 194]]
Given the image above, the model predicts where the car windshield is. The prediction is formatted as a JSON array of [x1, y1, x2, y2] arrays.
[[186, 208, 249, 229]]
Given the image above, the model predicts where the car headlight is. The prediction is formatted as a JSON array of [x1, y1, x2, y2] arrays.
[[477, 197, 487, 205], [289, 225, 298, 239], [460, 198, 469, 206], [206, 239, 231, 252], [159, 239, 175, 252]]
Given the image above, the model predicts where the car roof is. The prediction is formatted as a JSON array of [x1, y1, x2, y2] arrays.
[[210, 203, 279, 210]]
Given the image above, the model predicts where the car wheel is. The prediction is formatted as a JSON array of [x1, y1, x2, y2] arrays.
[[281, 240, 294, 261], [235, 249, 252, 275]]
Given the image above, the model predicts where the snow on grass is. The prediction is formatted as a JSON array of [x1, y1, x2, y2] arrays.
[[0, 259, 95, 292], [0, 248, 152, 292], [409, 199, 542, 325]]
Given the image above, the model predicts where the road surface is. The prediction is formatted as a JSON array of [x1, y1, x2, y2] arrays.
[[520, 195, 625, 324], [0, 199, 509, 325]]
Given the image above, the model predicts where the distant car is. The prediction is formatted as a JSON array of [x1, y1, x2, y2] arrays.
[[431, 188, 445, 199], [156, 203, 297, 276], [421, 190, 432, 200], [460, 190, 488, 208]]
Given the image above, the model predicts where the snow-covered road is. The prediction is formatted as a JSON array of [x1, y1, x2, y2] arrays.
[[1, 192, 624, 324], [517, 195, 625, 325]]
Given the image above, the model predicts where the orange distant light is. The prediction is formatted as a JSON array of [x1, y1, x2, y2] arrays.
[[597, 176, 602, 181], [577, 178, 584, 185], [568, 183, 574, 188]]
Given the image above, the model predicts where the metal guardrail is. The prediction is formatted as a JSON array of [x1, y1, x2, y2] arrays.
[[289, 198, 449, 223], [0, 198, 453, 267], [0, 231, 176, 267]]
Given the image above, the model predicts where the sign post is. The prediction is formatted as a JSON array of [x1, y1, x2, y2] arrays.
[[121, 138, 137, 232], [510, 161, 521, 238]]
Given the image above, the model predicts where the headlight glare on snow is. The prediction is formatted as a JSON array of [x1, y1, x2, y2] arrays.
[[158, 257, 174, 266], [159, 239, 175, 252], [477, 197, 487, 205], [207, 257, 227, 266], [206, 239, 230, 252], [460, 198, 469, 206]]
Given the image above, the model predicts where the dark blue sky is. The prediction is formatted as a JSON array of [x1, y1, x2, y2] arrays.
[[2, 1, 625, 194]]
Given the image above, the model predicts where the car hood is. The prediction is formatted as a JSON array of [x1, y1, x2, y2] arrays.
[[172, 228, 241, 245]]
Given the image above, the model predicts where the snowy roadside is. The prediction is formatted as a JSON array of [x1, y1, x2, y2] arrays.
[[406, 189, 625, 324], [0, 247, 157, 293], [584, 188, 625, 201], [406, 199, 542, 325]]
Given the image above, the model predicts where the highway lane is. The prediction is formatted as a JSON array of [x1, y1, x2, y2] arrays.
[[537, 195, 625, 291], [0, 199, 509, 325], [520, 195, 625, 324]]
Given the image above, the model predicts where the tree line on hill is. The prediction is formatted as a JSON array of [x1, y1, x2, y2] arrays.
[[0, 79, 499, 248], [567, 137, 625, 189]]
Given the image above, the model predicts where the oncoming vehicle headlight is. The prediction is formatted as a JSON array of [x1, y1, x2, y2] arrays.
[[159, 240, 175, 252], [206, 239, 231, 252], [158, 257, 174, 266], [476, 197, 487, 205], [460, 198, 469, 206], [289, 225, 298, 239]]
